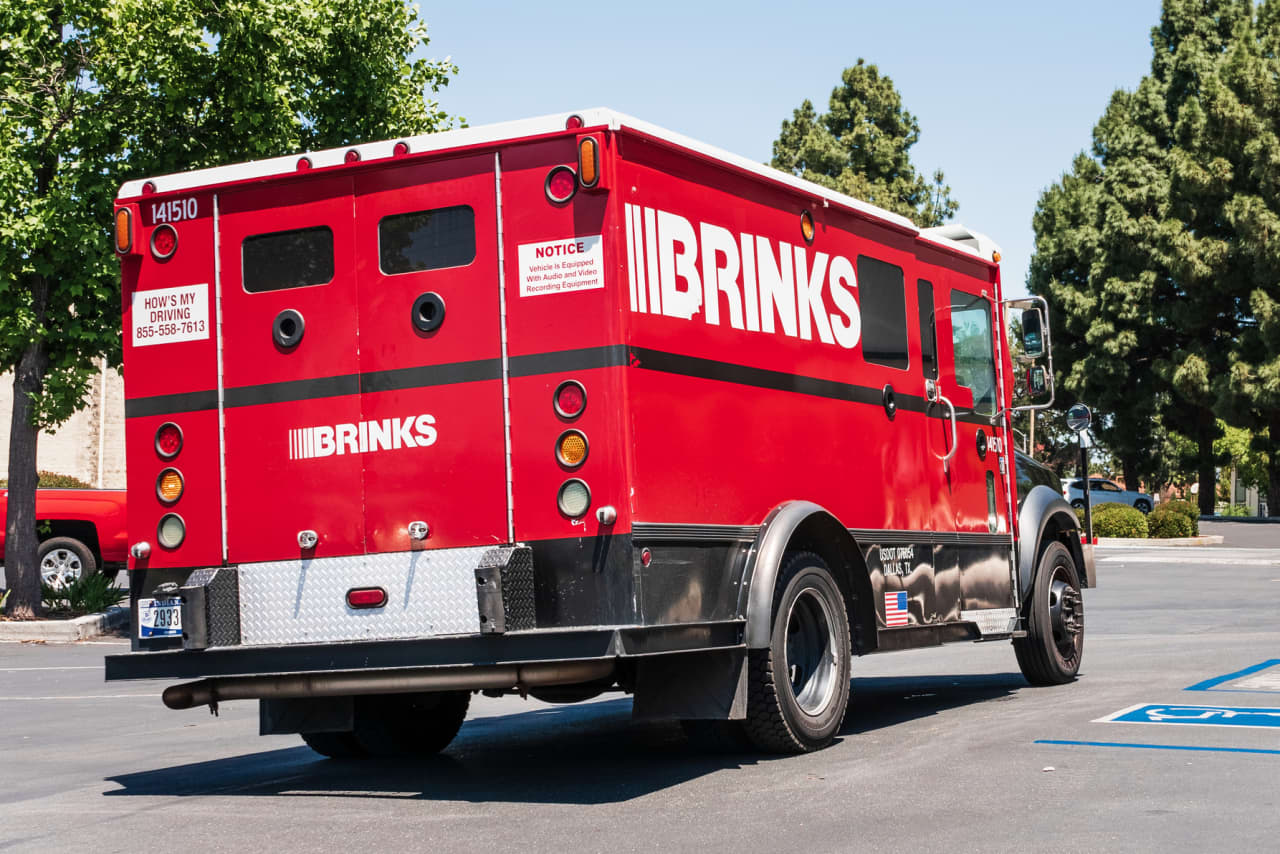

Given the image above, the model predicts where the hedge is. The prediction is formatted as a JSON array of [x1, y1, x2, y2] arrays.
[[1160, 499, 1200, 535], [1091, 502, 1149, 538], [0, 471, 93, 489], [1148, 505, 1195, 538]]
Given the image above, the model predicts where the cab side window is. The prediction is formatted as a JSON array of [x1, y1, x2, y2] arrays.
[[858, 255, 908, 370], [950, 290, 997, 417]]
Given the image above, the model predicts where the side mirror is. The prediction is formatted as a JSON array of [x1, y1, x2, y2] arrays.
[[1021, 309, 1046, 359]]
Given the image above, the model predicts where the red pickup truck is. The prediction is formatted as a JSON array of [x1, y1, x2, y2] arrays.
[[0, 489, 128, 587]]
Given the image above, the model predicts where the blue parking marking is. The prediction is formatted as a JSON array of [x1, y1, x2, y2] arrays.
[[1186, 659, 1280, 693], [1098, 703, 1280, 730], [1037, 740, 1280, 757]]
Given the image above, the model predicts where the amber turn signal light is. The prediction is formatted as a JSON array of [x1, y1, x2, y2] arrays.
[[114, 208, 133, 254], [800, 210, 815, 245], [556, 430, 588, 468], [578, 137, 600, 189], [156, 468, 184, 504]]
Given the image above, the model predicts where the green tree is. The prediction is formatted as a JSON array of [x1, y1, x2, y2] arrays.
[[0, 0, 456, 617], [771, 59, 958, 228]]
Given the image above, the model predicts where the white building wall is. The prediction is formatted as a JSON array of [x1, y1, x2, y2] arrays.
[[0, 362, 126, 488]]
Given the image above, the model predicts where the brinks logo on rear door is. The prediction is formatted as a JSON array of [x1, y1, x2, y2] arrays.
[[289, 414, 437, 460]]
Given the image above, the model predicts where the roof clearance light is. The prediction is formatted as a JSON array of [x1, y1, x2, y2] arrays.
[[556, 430, 589, 468], [296, 157, 312, 171], [545, 165, 577, 204], [155, 422, 183, 458], [157, 513, 186, 549], [344, 149, 361, 163], [565, 114, 584, 130], [578, 137, 599, 188], [156, 468, 184, 504], [150, 223, 178, 260], [992, 251, 1002, 264], [554, 380, 586, 418], [141, 181, 157, 195], [800, 210, 816, 245], [393, 141, 410, 156], [114, 208, 133, 254], [557, 479, 591, 518]]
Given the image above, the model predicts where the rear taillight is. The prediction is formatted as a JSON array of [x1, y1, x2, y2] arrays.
[[346, 587, 387, 609], [150, 223, 178, 260], [554, 380, 586, 419], [155, 422, 182, 458], [545, 166, 577, 204]]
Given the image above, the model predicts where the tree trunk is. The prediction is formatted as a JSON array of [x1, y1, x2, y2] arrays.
[[1121, 455, 1139, 495], [4, 338, 49, 618], [1268, 412, 1280, 518], [1197, 428, 1216, 517]]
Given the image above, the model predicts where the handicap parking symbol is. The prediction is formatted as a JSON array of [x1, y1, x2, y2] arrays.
[[1098, 703, 1280, 730]]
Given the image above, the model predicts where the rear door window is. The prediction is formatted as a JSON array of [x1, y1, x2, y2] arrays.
[[242, 226, 334, 293], [379, 205, 475, 274]]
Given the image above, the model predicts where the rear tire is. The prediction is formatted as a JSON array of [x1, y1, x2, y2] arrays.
[[1014, 541, 1084, 686], [741, 551, 851, 754], [301, 730, 366, 759], [351, 691, 470, 757], [1134, 499, 1151, 514]]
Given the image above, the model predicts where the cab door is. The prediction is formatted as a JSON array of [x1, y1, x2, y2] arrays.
[[936, 286, 1014, 613], [217, 175, 364, 563]]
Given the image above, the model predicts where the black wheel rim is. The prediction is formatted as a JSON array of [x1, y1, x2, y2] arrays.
[[784, 587, 840, 716], [1047, 566, 1083, 667]]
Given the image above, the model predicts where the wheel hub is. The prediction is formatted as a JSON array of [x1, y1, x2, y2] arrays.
[[1047, 570, 1083, 663], [40, 549, 83, 590], [784, 588, 840, 716]]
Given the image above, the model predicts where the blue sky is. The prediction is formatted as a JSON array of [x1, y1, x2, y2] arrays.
[[422, 1, 1161, 297]]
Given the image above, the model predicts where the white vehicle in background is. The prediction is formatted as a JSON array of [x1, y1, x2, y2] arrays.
[[1065, 478, 1154, 514]]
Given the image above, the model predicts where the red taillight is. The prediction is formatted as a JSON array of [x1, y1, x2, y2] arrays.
[[155, 422, 182, 458], [545, 166, 577, 204], [346, 587, 387, 609], [150, 224, 178, 260], [554, 380, 586, 418]]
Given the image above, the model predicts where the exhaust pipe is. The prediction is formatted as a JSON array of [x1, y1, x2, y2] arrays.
[[161, 660, 616, 710]]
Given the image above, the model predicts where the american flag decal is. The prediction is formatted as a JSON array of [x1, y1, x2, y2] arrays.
[[884, 591, 909, 627]]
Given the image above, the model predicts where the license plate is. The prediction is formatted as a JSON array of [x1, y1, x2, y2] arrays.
[[138, 597, 183, 638]]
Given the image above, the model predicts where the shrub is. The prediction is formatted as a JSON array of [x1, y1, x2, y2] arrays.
[[1160, 499, 1200, 535], [1091, 502, 1148, 538], [0, 471, 93, 489], [1219, 503, 1252, 517], [41, 573, 127, 616], [1148, 506, 1195, 538]]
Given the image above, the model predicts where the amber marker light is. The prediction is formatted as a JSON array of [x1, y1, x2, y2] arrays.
[[992, 251, 1002, 264], [578, 137, 600, 188], [156, 468, 184, 504], [800, 210, 815, 245], [114, 208, 133, 254], [556, 430, 589, 468]]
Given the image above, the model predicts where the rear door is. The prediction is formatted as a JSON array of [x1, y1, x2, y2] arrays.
[[353, 153, 509, 551], [218, 175, 363, 563]]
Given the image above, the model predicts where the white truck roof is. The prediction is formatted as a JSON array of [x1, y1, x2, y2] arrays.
[[117, 107, 1001, 264]]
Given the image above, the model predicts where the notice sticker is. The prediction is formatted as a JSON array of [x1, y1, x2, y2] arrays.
[[132, 283, 210, 347], [518, 235, 604, 297]]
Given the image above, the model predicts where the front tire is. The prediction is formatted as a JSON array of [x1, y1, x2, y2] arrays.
[[1134, 499, 1151, 514], [38, 537, 97, 589], [741, 552, 851, 753], [1014, 541, 1084, 685]]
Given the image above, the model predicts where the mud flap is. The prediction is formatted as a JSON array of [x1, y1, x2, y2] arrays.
[[631, 649, 747, 720]]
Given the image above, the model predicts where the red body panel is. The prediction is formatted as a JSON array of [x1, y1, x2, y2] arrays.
[[116, 117, 1014, 632]]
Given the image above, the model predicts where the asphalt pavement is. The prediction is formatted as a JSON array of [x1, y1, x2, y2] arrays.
[[2, 542, 1279, 853]]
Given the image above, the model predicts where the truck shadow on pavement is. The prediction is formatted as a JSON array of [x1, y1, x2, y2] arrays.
[[104, 673, 1024, 805]]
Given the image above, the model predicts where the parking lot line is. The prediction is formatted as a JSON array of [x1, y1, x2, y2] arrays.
[[1036, 739, 1280, 757], [1185, 659, 1280, 692]]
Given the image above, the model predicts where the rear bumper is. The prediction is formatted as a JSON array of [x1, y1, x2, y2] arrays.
[[104, 620, 744, 682]]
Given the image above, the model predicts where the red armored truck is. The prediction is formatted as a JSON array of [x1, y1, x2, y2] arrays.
[[106, 109, 1092, 755]]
